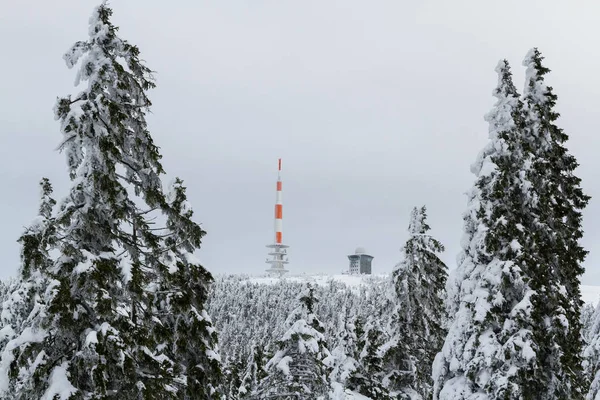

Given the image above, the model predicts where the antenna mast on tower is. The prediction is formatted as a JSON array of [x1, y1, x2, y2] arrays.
[[266, 158, 289, 276]]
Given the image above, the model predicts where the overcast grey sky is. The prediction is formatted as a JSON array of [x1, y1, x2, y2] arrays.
[[1, 1, 599, 283]]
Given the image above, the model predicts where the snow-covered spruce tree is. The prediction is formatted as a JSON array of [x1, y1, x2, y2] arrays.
[[207, 273, 392, 366], [445, 175, 486, 323], [326, 309, 360, 399], [583, 303, 597, 341], [521, 48, 590, 399], [0, 178, 57, 394], [252, 285, 331, 399], [222, 339, 253, 400], [154, 179, 223, 399], [385, 206, 447, 399], [224, 355, 245, 400], [2, 178, 56, 330], [348, 317, 391, 400], [238, 343, 268, 399], [0, 3, 221, 399], [433, 60, 541, 399]]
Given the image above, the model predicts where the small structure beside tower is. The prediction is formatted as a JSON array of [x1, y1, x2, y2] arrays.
[[348, 247, 373, 275], [266, 158, 289, 277]]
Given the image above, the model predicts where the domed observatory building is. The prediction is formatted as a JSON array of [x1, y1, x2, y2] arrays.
[[347, 247, 373, 275]]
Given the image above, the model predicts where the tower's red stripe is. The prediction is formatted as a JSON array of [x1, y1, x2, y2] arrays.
[[275, 204, 283, 219]]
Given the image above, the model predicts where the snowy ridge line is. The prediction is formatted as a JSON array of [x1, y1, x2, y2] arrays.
[[215, 273, 389, 294], [212, 273, 600, 304]]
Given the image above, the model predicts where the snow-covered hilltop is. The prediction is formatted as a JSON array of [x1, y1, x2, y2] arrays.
[[246, 273, 386, 289], [244, 273, 600, 304], [208, 272, 600, 399]]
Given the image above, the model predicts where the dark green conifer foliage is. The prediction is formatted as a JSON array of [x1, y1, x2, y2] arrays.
[[224, 355, 244, 400], [434, 54, 589, 400], [156, 179, 223, 399], [18, 178, 57, 281], [387, 206, 447, 398], [1, 3, 222, 399], [522, 48, 590, 399], [433, 59, 544, 400], [238, 343, 268, 399], [348, 318, 391, 400], [1, 179, 57, 396]]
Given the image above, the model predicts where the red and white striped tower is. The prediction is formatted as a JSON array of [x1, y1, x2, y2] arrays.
[[266, 158, 289, 276]]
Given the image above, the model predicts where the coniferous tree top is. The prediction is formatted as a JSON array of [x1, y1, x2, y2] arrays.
[[0, 3, 223, 398], [433, 59, 539, 400], [0, 178, 57, 395], [520, 47, 590, 399], [436, 51, 590, 400], [446, 59, 524, 319], [388, 206, 447, 398]]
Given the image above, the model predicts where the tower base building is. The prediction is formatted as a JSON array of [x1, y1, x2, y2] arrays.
[[266, 243, 289, 277]]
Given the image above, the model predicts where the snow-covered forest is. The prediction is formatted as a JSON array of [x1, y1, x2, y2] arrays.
[[0, 1, 599, 400]]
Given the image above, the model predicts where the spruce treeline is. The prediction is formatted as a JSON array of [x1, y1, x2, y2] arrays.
[[251, 286, 331, 399], [210, 207, 448, 399], [207, 49, 590, 400], [208, 276, 395, 399]]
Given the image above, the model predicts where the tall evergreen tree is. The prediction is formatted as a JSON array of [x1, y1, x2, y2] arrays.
[[252, 286, 331, 399], [0, 179, 57, 394], [386, 206, 447, 399], [0, 2, 221, 399], [5, 178, 56, 328], [521, 47, 590, 399], [349, 317, 391, 400], [433, 60, 539, 399]]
